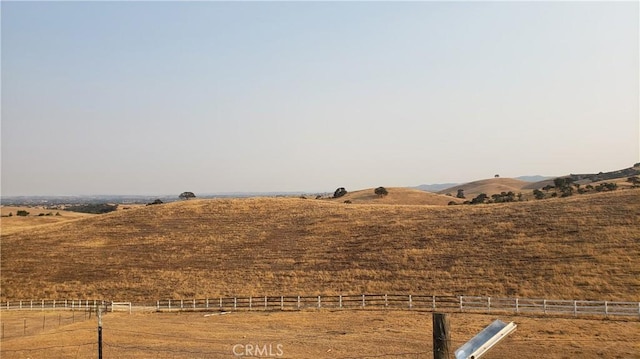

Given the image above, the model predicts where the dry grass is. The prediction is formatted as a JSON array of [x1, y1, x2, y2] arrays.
[[0, 309, 637, 359], [437, 178, 531, 197], [325, 187, 464, 205], [0, 206, 94, 235], [1, 189, 639, 302]]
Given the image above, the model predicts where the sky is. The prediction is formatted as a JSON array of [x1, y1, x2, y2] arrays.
[[1, 1, 638, 196]]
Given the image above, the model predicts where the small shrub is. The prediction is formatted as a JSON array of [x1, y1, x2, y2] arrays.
[[470, 193, 488, 204], [16, 210, 29, 216], [533, 189, 545, 200]]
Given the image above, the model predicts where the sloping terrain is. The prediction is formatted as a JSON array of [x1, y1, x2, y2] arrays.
[[326, 187, 464, 205], [1, 189, 639, 302], [438, 178, 530, 198], [0, 206, 94, 235]]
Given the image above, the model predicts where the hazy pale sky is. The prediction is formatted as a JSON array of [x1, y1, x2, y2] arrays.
[[2, 1, 638, 196]]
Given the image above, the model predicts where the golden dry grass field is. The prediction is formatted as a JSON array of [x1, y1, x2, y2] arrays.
[[1, 309, 638, 359], [325, 187, 465, 205], [1, 188, 638, 301], [1, 188, 639, 358], [0, 206, 94, 235], [436, 178, 530, 198]]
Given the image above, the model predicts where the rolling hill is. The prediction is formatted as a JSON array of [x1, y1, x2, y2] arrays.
[[325, 187, 464, 205], [437, 178, 531, 198], [2, 189, 638, 302]]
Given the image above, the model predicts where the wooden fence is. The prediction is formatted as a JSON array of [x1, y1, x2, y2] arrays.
[[153, 294, 640, 318], [1, 299, 106, 312], [2, 295, 639, 318]]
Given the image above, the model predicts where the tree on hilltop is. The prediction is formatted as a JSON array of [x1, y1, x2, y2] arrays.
[[179, 192, 196, 200], [374, 187, 388, 197], [333, 187, 347, 198]]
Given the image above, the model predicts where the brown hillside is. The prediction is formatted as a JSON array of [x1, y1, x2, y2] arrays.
[[1, 190, 639, 302], [327, 187, 463, 205], [0, 206, 94, 235], [438, 178, 529, 198]]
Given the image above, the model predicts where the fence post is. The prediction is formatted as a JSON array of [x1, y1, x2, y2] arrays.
[[574, 301, 577, 317], [318, 296, 321, 309], [487, 297, 491, 311], [249, 297, 252, 310], [206, 298, 209, 309], [543, 299, 547, 314], [54, 300, 56, 309], [265, 296, 268, 310], [193, 299, 196, 309], [20, 301, 22, 309], [409, 295, 412, 309], [604, 301, 608, 317], [169, 299, 172, 310], [362, 294, 365, 308], [515, 298, 519, 314], [385, 294, 388, 308], [220, 298, 222, 309], [31, 300, 33, 310], [234, 297, 237, 310], [180, 300, 184, 310], [432, 296, 436, 311], [339, 295, 342, 309], [433, 313, 451, 359], [281, 296, 284, 310], [459, 296, 463, 312], [297, 296, 300, 310]]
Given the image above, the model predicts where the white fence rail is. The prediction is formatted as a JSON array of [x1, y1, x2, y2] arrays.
[[1, 299, 107, 311], [2, 295, 638, 318]]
